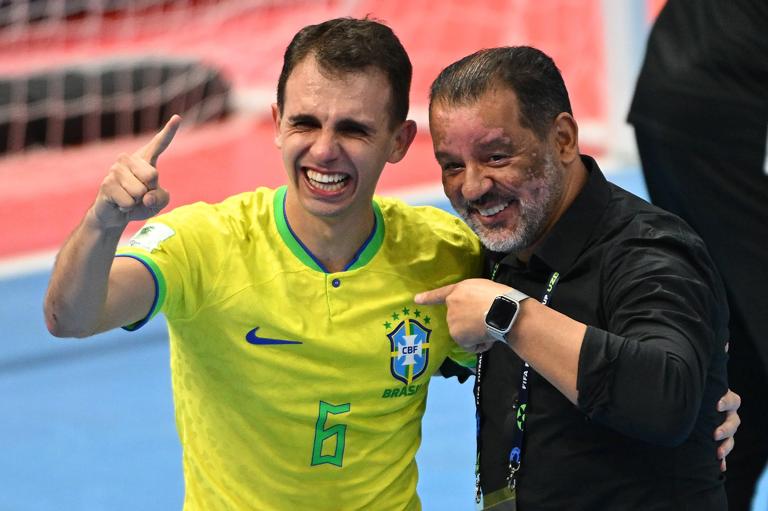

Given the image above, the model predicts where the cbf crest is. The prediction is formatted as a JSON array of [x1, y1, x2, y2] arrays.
[[384, 307, 432, 385]]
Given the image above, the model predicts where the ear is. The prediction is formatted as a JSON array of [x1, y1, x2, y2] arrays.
[[271, 103, 282, 149], [552, 112, 579, 165], [387, 120, 418, 164]]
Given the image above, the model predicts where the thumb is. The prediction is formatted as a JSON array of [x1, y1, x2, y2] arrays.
[[142, 187, 170, 212], [414, 284, 456, 305], [136, 114, 182, 166]]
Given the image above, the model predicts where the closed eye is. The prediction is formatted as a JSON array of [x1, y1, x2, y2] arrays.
[[340, 126, 369, 136], [336, 120, 372, 137], [288, 115, 320, 130]]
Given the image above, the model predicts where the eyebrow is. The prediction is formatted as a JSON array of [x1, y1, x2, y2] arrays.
[[433, 151, 456, 161], [287, 114, 319, 125], [475, 138, 514, 152], [335, 118, 376, 135], [434, 138, 515, 161], [286, 114, 376, 135]]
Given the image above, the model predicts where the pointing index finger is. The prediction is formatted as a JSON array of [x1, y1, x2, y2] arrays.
[[414, 284, 456, 305], [136, 114, 182, 166]]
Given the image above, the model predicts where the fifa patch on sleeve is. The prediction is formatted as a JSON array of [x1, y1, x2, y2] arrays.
[[128, 223, 175, 252]]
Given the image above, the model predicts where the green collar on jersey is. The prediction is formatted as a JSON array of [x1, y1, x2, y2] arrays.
[[273, 186, 385, 273]]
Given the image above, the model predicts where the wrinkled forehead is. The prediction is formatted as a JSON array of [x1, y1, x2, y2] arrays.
[[430, 119, 506, 163], [429, 90, 535, 156]]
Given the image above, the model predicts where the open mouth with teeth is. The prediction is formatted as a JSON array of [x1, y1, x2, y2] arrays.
[[304, 168, 350, 193], [474, 199, 515, 218]]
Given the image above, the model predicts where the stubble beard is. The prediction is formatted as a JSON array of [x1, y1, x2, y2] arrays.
[[454, 152, 564, 254]]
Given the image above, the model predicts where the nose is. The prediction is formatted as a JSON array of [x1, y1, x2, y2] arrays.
[[461, 164, 492, 202], [309, 128, 340, 163]]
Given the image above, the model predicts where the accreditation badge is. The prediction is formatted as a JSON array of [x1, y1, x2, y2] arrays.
[[477, 486, 517, 511]]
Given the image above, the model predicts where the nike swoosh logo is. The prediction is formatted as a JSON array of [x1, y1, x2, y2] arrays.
[[245, 327, 303, 345]]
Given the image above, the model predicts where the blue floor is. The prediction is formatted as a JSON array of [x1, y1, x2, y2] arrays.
[[2, 170, 766, 510], [0, 268, 474, 510]]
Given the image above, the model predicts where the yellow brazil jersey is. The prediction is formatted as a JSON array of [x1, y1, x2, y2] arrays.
[[116, 186, 482, 511]]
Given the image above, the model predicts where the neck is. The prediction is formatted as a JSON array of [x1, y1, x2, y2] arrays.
[[284, 199, 376, 273]]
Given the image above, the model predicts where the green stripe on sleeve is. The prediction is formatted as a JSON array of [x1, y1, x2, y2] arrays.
[[114, 252, 168, 331]]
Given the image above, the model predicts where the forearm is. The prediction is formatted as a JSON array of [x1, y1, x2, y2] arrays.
[[507, 300, 586, 404], [509, 303, 706, 444], [417, 277, 704, 435], [416, 279, 586, 401], [44, 116, 179, 338], [44, 208, 125, 338]]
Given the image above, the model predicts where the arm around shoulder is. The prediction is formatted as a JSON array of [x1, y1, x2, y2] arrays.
[[576, 228, 729, 446]]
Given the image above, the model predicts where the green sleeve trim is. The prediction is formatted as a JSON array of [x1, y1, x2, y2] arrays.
[[114, 253, 167, 331]]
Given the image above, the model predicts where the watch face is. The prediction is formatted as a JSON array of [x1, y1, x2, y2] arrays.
[[486, 296, 519, 331]]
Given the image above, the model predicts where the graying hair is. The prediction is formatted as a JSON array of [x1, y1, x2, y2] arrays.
[[429, 46, 572, 139]]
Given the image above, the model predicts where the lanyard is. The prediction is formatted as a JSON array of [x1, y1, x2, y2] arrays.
[[474, 265, 561, 504]]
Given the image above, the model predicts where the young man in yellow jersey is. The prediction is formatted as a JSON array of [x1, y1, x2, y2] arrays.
[[44, 18, 482, 510], [45, 18, 738, 511]]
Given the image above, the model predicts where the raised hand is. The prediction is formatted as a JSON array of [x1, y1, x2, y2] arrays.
[[91, 115, 182, 229]]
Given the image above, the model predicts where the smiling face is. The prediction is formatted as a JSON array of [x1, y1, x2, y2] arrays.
[[273, 56, 414, 228], [430, 86, 565, 255]]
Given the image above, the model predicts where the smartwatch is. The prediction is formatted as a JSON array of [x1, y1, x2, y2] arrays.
[[485, 289, 530, 343]]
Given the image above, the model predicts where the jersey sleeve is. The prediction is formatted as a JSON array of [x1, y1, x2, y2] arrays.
[[419, 205, 484, 372], [446, 344, 478, 369], [115, 202, 227, 330]]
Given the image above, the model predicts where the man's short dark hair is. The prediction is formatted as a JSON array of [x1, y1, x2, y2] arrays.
[[429, 46, 572, 139], [277, 17, 412, 128]]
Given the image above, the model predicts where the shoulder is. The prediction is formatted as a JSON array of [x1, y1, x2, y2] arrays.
[[153, 187, 275, 237], [599, 184, 726, 303], [602, 184, 706, 251], [375, 196, 480, 249], [374, 196, 483, 282]]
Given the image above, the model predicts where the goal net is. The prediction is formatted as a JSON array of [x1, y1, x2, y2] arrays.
[[0, 0, 650, 159]]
